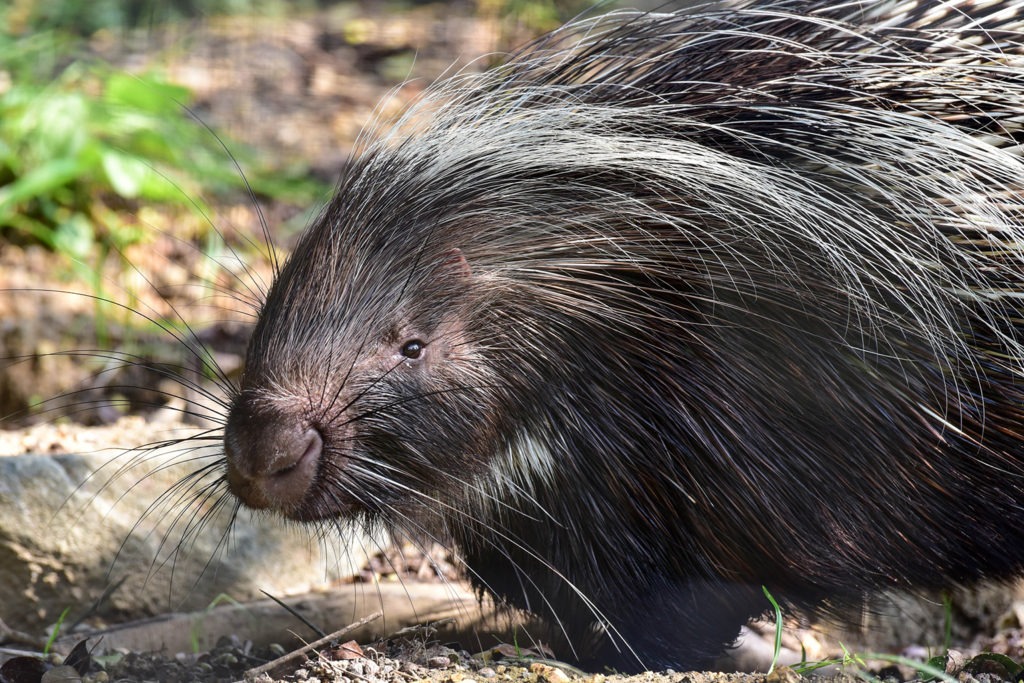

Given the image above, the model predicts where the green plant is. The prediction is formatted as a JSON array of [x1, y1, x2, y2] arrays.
[[44, 606, 72, 655], [941, 590, 953, 651], [0, 27, 325, 344], [793, 646, 966, 682], [0, 62, 187, 247], [762, 586, 784, 675], [3, 0, 328, 36], [190, 593, 244, 653], [0, 53, 319, 248]]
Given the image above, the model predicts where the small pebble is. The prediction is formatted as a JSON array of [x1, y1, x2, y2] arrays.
[[529, 662, 570, 683], [41, 666, 82, 683], [212, 652, 238, 666], [945, 650, 967, 675], [765, 665, 802, 683]]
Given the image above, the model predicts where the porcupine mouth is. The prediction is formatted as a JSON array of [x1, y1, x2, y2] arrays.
[[279, 489, 367, 524], [273, 436, 341, 522], [280, 445, 397, 524], [225, 427, 359, 522]]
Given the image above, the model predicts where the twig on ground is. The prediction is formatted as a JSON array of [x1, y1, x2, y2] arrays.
[[237, 610, 383, 682], [0, 617, 49, 650]]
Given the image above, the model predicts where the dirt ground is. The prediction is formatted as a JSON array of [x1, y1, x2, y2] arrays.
[[3, 4, 1024, 683]]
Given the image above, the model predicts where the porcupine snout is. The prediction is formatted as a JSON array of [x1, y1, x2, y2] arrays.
[[223, 393, 325, 515]]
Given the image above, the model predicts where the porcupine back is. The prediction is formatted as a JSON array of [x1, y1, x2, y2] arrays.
[[224, 0, 1024, 671]]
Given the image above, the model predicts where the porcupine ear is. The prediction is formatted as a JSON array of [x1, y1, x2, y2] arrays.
[[440, 248, 472, 280]]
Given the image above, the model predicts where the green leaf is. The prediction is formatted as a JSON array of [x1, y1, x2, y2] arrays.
[[964, 652, 1023, 679], [101, 147, 197, 202], [100, 148, 149, 198], [24, 91, 90, 161], [53, 212, 95, 260], [0, 157, 84, 221], [105, 72, 192, 113], [3, 213, 58, 249], [924, 654, 948, 681]]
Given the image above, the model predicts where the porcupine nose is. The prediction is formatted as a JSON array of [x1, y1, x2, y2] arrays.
[[223, 397, 323, 513]]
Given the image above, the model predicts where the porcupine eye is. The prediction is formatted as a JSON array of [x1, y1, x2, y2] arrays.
[[400, 339, 425, 360]]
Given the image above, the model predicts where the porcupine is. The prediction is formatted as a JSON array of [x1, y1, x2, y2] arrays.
[[220, 0, 1024, 672]]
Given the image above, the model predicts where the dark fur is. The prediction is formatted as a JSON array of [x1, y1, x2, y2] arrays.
[[222, 0, 1024, 671]]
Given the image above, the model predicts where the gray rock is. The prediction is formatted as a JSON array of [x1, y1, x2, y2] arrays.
[[0, 421, 375, 633]]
